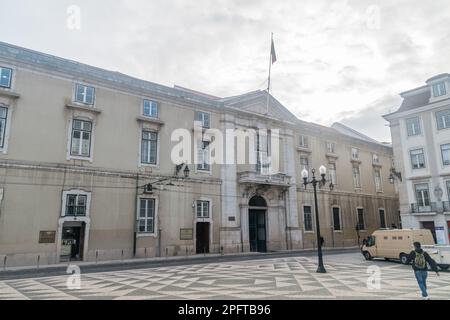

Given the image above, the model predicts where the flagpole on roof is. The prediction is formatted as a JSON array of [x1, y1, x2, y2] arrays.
[[266, 32, 276, 115]]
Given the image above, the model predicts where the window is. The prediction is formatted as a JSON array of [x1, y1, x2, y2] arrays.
[[196, 200, 210, 218], [304, 206, 313, 232], [351, 148, 359, 160], [65, 194, 87, 216], [374, 169, 382, 192], [0, 107, 7, 148], [332, 207, 341, 231], [197, 140, 211, 171], [436, 109, 450, 130], [257, 133, 270, 175], [406, 117, 421, 136], [143, 100, 158, 118], [326, 142, 336, 154], [75, 84, 95, 105], [0, 67, 12, 88], [441, 144, 450, 166], [70, 120, 92, 157], [379, 209, 386, 229], [329, 163, 337, 185], [195, 111, 210, 129], [432, 82, 447, 97], [415, 184, 430, 207], [352, 165, 361, 188], [300, 156, 310, 174], [138, 198, 155, 233], [372, 153, 380, 164], [447, 181, 450, 202], [141, 131, 158, 165], [299, 135, 309, 148], [410, 148, 425, 169], [357, 208, 365, 230]]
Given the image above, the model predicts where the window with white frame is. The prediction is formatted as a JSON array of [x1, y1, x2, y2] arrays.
[[303, 206, 313, 232], [351, 147, 359, 160], [197, 140, 211, 171], [374, 169, 382, 192], [257, 133, 270, 175], [406, 117, 421, 136], [432, 82, 447, 97], [352, 165, 361, 188], [415, 183, 430, 207], [357, 208, 365, 230], [372, 153, 380, 164], [410, 148, 425, 169], [0, 67, 12, 88], [196, 200, 210, 218], [0, 107, 8, 148], [436, 109, 450, 130], [195, 111, 210, 129], [138, 198, 155, 233], [65, 194, 87, 216], [299, 135, 309, 148], [332, 207, 341, 231], [379, 209, 386, 229], [141, 131, 158, 165], [75, 84, 95, 105], [326, 142, 336, 154], [329, 163, 337, 185], [441, 144, 450, 166], [143, 99, 158, 118], [71, 120, 92, 157]]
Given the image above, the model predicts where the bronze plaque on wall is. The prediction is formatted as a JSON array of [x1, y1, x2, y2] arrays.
[[39, 231, 56, 244], [180, 228, 194, 240]]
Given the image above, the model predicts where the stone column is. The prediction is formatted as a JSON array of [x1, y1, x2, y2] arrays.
[[220, 114, 240, 252], [283, 129, 302, 249], [240, 204, 250, 252]]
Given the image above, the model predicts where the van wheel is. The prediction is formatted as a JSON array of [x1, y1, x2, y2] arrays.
[[385, 258, 391, 262], [439, 265, 450, 271], [400, 253, 409, 265], [363, 251, 373, 261]]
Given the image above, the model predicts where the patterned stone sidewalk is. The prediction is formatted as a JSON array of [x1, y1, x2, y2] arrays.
[[0, 254, 449, 300]]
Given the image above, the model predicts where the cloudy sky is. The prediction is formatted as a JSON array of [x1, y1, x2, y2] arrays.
[[2, 0, 449, 142]]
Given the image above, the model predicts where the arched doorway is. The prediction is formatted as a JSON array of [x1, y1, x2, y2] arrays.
[[249, 196, 267, 253]]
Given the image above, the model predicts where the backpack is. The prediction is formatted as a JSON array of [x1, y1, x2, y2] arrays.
[[414, 251, 427, 269]]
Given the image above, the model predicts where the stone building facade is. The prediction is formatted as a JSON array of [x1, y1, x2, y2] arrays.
[[0, 42, 399, 267], [384, 74, 450, 245]]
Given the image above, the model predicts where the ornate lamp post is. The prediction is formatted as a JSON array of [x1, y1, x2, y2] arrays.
[[302, 165, 330, 274]]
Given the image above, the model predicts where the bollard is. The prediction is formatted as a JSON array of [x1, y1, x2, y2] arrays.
[[121, 250, 124, 261], [96, 250, 99, 264], [3, 256, 7, 271], [165, 248, 168, 259], [221, 246, 224, 256], [145, 248, 147, 259], [186, 247, 188, 257], [37, 255, 40, 269]]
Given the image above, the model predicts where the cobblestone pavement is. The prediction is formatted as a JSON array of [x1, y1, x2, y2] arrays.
[[0, 253, 449, 300]]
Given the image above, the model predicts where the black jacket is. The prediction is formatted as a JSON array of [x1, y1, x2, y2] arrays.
[[405, 249, 439, 272]]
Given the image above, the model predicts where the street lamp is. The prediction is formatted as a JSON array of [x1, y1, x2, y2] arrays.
[[302, 165, 330, 274]]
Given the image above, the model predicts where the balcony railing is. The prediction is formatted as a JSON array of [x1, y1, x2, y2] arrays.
[[65, 205, 87, 217], [411, 202, 437, 213]]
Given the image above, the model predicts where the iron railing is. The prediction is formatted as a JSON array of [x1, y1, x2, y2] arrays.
[[410, 202, 437, 213]]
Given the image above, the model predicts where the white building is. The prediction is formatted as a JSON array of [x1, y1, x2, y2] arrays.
[[384, 73, 450, 245]]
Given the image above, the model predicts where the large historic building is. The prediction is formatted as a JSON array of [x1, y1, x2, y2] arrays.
[[0, 42, 399, 267], [384, 74, 450, 245]]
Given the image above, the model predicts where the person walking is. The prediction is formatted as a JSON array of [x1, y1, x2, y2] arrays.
[[405, 242, 440, 300]]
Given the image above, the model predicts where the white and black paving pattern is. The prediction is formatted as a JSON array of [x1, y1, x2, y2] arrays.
[[0, 253, 449, 300]]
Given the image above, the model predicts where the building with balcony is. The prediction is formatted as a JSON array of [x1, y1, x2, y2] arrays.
[[384, 74, 450, 245], [0, 42, 399, 267]]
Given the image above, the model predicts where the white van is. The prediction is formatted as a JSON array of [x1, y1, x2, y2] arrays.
[[361, 229, 449, 270]]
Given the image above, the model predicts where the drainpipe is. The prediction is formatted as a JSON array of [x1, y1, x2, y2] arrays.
[[133, 174, 139, 257]]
